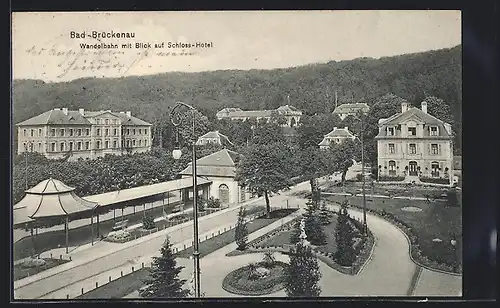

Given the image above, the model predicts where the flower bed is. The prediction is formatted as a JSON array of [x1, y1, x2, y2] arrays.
[[419, 177, 450, 185], [14, 257, 70, 281], [347, 203, 461, 274], [105, 230, 132, 243], [378, 175, 405, 182], [221, 261, 288, 296]]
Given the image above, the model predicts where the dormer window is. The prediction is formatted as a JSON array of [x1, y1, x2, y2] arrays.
[[387, 127, 395, 136], [408, 127, 417, 136], [430, 126, 439, 136]]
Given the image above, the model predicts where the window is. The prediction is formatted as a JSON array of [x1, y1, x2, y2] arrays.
[[23, 143, 27, 151], [113, 140, 117, 148], [139, 139, 142, 146], [96, 119, 100, 124], [408, 127, 417, 136], [51, 143, 56, 152], [77, 129, 82, 136], [105, 119, 109, 125], [60, 142, 65, 152], [69, 142, 73, 151], [430, 126, 438, 136], [97, 128, 101, 136], [127, 129, 130, 135], [105, 129, 109, 136], [133, 129, 136, 135], [85, 141, 90, 150], [69, 129, 73, 137], [77, 142, 81, 150], [38, 129, 42, 136], [23, 129, 27, 136], [126, 140, 130, 147], [431, 144, 439, 155], [409, 144, 417, 154], [38, 143, 41, 151], [133, 139, 136, 146], [96, 141, 101, 149], [51, 129, 56, 137], [431, 162, 440, 177], [105, 141, 109, 148], [60, 129, 65, 136], [86, 128, 90, 136], [30, 129, 34, 137], [144, 139, 148, 146], [389, 160, 396, 176], [113, 129, 117, 136], [389, 143, 395, 154], [387, 127, 395, 136]]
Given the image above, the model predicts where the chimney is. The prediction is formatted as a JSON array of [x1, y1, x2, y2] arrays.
[[62, 108, 68, 115], [421, 101, 428, 114], [344, 127, 348, 130], [401, 102, 409, 113], [126, 111, 131, 118], [79, 108, 84, 116], [333, 127, 337, 130]]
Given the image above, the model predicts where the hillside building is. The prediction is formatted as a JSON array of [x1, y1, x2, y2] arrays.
[[216, 105, 302, 127], [318, 127, 357, 149], [332, 103, 370, 120]]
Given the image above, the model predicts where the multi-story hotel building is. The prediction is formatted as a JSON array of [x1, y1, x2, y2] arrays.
[[216, 105, 302, 127], [16, 108, 152, 160], [375, 101, 454, 184]]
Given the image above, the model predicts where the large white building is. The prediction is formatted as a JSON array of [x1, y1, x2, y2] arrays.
[[16, 108, 153, 160], [375, 101, 454, 184], [216, 105, 302, 127]]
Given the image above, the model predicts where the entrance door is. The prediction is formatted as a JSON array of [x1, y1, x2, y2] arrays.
[[219, 184, 230, 205], [408, 161, 418, 176]]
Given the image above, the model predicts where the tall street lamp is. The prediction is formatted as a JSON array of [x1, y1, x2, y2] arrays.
[[351, 111, 368, 236], [169, 101, 201, 298]]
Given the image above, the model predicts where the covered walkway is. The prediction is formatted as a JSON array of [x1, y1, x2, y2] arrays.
[[13, 177, 212, 259]]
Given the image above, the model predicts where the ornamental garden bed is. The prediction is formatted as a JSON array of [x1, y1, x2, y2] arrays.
[[221, 261, 288, 296], [228, 210, 375, 276], [14, 257, 70, 281], [323, 194, 462, 274], [174, 208, 297, 259]]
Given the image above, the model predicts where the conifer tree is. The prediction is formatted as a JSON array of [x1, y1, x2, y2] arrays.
[[290, 219, 301, 244], [285, 242, 322, 297], [318, 201, 331, 225], [140, 237, 190, 298], [303, 200, 327, 246], [235, 206, 248, 250], [334, 201, 355, 266]]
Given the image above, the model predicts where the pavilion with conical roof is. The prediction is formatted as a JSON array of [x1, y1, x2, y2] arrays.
[[14, 178, 99, 254]]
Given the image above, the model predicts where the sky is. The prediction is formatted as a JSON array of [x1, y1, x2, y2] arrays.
[[12, 10, 461, 83]]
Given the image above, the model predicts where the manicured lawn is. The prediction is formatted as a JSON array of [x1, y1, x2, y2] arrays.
[[75, 268, 151, 299], [175, 209, 297, 258], [324, 194, 462, 269], [255, 214, 339, 256], [14, 258, 70, 281], [321, 181, 450, 199]]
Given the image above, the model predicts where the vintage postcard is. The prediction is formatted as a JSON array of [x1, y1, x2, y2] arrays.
[[11, 11, 462, 300]]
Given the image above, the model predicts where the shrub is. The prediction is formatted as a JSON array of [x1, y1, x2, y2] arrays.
[[142, 216, 156, 230], [197, 196, 206, 212], [378, 175, 405, 182], [262, 252, 276, 268], [419, 177, 450, 185], [21, 257, 46, 268], [106, 230, 132, 243], [206, 197, 221, 208], [235, 207, 248, 250]]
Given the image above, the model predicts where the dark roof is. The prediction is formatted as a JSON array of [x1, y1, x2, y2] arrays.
[[333, 103, 370, 114], [197, 131, 233, 145], [179, 149, 241, 177], [218, 105, 302, 118], [16, 109, 152, 126], [376, 107, 452, 138], [324, 127, 355, 138], [17, 110, 92, 126]]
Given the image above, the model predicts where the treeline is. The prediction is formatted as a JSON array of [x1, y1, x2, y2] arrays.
[[13, 45, 461, 151]]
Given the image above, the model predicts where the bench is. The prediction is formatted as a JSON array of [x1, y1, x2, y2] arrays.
[[112, 219, 129, 231]]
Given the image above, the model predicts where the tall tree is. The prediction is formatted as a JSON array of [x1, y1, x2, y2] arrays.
[[235, 143, 294, 218], [252, 121, 286, 146], [303, 201, 327, 245], [297, 146, 327, 194], [422, 96, 454, 126], [170, 109, 210, 146], [235, 206, 248, 250], [326, 138, 361, 185], [285, 242, 322, 297], [334, 201, 356, 266], [140, 237, 190, 298]]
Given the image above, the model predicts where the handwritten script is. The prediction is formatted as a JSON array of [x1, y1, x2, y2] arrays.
[[25, 44, 198, 79]]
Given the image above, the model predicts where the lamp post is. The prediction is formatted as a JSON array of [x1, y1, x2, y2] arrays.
[[450, 233, 458, 272], [169, 101, 201, 298]]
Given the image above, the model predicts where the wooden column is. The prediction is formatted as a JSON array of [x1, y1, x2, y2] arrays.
[[96, 213, 100, 238], [65, 216, 69, 254], [91, 214, 94, 245]]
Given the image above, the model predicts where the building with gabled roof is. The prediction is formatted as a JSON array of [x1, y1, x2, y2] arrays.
[[216, 105, 302, 127], [333, 103, 370, 120], [195, 131, 233, 147], [318, 127, 356, 149], [16, 108, 152, 160], [178, 149, 251, 206], [375, 101, 454, 185]]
